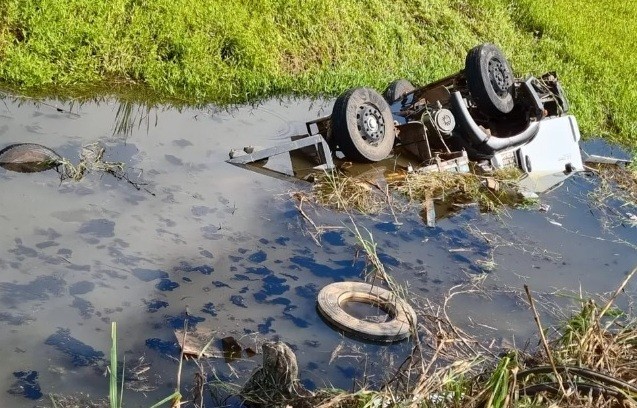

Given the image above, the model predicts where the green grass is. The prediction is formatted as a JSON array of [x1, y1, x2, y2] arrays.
[[0, 0, 635, 147]]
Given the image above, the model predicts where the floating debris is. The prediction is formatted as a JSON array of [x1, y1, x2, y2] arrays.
[[174, 327, 217, 359], [58, 142, 124, 182], [0, 143, 61, 173]]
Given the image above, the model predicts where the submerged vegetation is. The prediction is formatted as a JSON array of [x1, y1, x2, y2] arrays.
[[0, 0, 636, 146]]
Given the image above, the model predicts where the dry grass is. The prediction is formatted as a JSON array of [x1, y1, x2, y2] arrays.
[[392, 167, 524, 213], [309, 170, 388, 215], [306, 166, 524, 218], [584, 161, 637, 231]]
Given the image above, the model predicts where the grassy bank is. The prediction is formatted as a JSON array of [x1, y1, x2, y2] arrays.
[[0, 0, 635, 147]]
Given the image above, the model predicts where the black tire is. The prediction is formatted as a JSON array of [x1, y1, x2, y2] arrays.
[[382, 79, 415, 103], [465, 43, 515, 116], [331, 87, 396, 162]]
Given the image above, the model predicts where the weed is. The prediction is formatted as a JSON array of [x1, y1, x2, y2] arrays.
[[311, 170, 386, 215], [392, 167, 523, 213]]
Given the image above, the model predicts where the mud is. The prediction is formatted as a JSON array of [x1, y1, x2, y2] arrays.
[[0, 95, 635, 407]]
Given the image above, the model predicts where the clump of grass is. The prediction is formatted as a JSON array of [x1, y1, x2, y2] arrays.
[[586, 160, 637, 228], [589, 162, 637, 205], [310, 170, 386, 215], [393, 168, 523, 213]]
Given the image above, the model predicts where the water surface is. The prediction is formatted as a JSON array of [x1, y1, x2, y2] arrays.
[[0, 96, 635, 406]]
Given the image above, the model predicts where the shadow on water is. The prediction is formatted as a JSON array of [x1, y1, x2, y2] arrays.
[[0, 93, 634, 407]]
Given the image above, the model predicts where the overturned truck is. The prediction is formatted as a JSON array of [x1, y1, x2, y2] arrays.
[[231, 43, 584, 192]]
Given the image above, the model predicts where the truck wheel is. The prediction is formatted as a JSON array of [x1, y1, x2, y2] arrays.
[[465, 43, 514, 116], [383, 79, 415, 103], [331, 87, 396, 162]]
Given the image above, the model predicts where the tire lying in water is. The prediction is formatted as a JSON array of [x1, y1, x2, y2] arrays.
[[0, 143, 61, 173], [317, 281, 416, 342]]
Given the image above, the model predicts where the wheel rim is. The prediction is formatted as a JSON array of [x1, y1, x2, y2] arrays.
[[356, 103, 385, 146], [487, 57, 512, 97]]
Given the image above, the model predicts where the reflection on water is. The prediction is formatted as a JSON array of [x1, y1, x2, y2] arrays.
[[0, 95, 635, 406]]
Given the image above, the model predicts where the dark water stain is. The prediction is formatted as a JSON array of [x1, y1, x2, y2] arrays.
[[66, 263, 91, 271], [77, 219, 115, 238], [35, 241, 59, 249], [0, 276, 66, 306], [201, 225, 224, 240], [300, 378, 316, 391], [9, 239, 38, 258], [322, 231, 346, 246], [289, 256, 364, 278], [375, 222, 401, 233], [145, 299, 169, 313], [199, 249, 214, 259], [71, 296, 94, 319], [230, 295, 247, 308], [173, 139, 193, 148], [233, 274, 257, 282], [304, 340, 320, 348], [44, 328, 104, 367], [156, 279, 179, 291], [35, 227, 62, 240], [57, 248, 72, 257], [0, 312, 35, 325], [258, 317, 275, 334], [58, 184, 95, 196], [378, 253, 400, 267], [174, 261, 214, 275], [68, 281, 95, 296], [145, 338, 181, 358], [282, 312, 311, 328], [164, 154, 183, 165], [295, 283, 319, 299], [261, 275, 289, 296], [201, 302, 217, 316], [275, 236, 290, 246], [191, 206, 216, 216], [165, 313, 206, 329], [248, 250, 267, 263], [7, 370, 42, 400], [246, 266, 271, 276], [132, 268, 169, 282]]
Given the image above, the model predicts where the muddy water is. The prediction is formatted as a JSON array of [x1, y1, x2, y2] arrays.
[[0, 96, 635, 406]]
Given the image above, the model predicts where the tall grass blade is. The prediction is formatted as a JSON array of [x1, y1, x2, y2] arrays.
[[110, 321, 118, 408], [149, 391, 181, 408]]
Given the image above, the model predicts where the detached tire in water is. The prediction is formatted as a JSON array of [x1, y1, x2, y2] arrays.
[[465, 43, 515, 116], [0, 143, 61, 173], [317, 281, 416, 342], [383, 79, 416, 103], [331, 87, 396, 162]]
